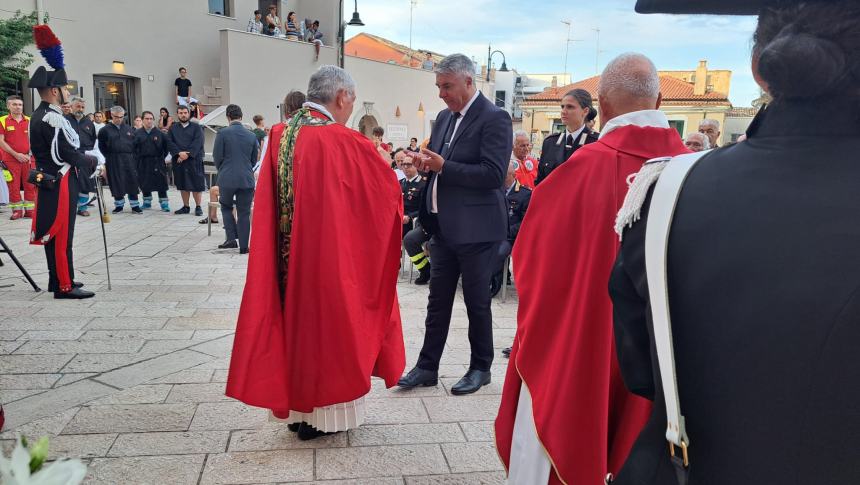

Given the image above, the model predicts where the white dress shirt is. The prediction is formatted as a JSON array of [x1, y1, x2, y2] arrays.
[[431, 89, 482, 214]]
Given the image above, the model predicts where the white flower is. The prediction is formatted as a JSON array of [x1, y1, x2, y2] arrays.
[[0, 436, 87, 485]]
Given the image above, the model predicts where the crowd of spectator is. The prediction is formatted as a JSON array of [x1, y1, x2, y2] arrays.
[[247, 5, 326, 60]]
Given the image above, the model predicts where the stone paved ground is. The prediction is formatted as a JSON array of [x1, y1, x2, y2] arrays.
[[0, 190, 517, 484]]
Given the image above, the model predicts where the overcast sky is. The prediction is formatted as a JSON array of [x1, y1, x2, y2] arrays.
[[345, 0, 762, 106]]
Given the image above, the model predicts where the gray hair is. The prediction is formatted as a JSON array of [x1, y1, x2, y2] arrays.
[[513, 129, 529, 142], [435, 54, 475, 79], [68, 95, 84, 104], [598, 52, 660, 100], [685, 131, 710, 149], [699, 118, 720, 130], [109, 105, 125, 115], [307, 65, 356, 105]]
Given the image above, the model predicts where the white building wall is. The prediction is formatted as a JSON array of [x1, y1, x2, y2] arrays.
[[221, 29, 495, 148], [2, 0, 261, 114]]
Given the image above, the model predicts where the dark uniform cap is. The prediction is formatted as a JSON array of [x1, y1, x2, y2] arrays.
[[635, 0, 834, 15], [28, 66, 68, 89]]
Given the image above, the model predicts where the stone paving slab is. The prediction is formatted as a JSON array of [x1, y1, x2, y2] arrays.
[[85, 454, 206, 485], [0, 190, 514, 482], [201, 450, 315, 484], [315, 445, 449, 480], [63, 403, 197, 434], [108, 431, 230, 456]]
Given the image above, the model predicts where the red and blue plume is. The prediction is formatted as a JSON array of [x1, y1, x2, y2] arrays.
[[33, 24, 64, 70]]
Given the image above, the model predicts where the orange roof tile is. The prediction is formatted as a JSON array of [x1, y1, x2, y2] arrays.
[[345, 33, 445, 67], [523, 74, 730, 106]]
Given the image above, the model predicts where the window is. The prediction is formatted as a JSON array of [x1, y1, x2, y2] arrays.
[[495, 90, 506, 109], [208, 0, 232, 16], [668, 119, 685, 137]]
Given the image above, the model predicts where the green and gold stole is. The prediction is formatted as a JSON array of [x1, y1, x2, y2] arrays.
[[276, 108, 333, 287]]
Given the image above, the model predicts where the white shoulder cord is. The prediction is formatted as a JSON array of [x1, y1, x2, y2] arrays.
[[643, 150, 708, 469], [43, 110, 79, 175]]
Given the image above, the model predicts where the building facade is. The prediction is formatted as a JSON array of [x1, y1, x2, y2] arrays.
[[3, 0, 489, 152], [522, 61, 735, 148]]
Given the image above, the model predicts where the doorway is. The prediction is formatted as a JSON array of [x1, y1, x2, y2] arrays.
[[93, 75, 138, 119]]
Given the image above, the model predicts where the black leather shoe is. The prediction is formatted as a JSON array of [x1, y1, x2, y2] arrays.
[[218, 240, 238, 249], [73, 281, 84, 288], [297, 422, 332, 441], [239, 248, 249, 254], [490, 272, 503, 298], [287, 422, 302, 432], [54, 287, 95, 299], [451, 369, 491, 395], [502, 347, 512, 358], [131, 206, 143, 214], [111, 206, 124, 214], [397, 366, 438, 388], [195, 206, 204, 216], [174, 206, 190, 215]]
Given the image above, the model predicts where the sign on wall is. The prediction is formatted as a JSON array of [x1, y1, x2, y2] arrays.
[[386, 123, 409, 141]]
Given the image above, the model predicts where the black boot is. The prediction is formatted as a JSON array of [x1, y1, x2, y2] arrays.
[[414, 265, 431, 285]]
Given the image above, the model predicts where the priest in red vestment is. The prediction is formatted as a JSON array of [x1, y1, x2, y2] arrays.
[[495, 53, 689, 483], [226, 65, 405, 441]]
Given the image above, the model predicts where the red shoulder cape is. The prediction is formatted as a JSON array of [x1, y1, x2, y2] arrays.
[[495, 126, 689, 484], [226, 120, 406, 412]]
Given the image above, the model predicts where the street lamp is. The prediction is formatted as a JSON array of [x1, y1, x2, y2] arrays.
[[339, 0, 365, 68], [486, 46, 508, 82]]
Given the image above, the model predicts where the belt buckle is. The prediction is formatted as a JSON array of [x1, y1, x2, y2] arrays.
[[669, 439, 689, 467]]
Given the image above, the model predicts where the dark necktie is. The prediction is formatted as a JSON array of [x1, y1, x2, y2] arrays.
[[441, 112, 462, 158], [564, 133, 574, 161], [427, 112, 462, 213]]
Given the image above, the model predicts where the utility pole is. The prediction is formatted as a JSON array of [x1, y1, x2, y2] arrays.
[[593, 27, 601, 75], [561, 20, 571, 80], [409, 0, 419, 51], [561, 20, 582, 83]]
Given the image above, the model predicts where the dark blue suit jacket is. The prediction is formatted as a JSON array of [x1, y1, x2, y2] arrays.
[[419, 92, 512, 245]]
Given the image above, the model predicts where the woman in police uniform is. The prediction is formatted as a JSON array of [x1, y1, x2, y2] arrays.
[[534, 88, 599, 186]]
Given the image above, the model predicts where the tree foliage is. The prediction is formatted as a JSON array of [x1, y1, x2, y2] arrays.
[[0, 10, 42, 115]]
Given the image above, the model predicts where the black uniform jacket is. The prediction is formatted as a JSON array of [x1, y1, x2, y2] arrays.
[[609, 100, 860, 485], [134, 128, 169, 193], [505, 181, 531, 241], [31, 102, 89, 239], [535, 126, 599, 185], [400, 174, 427, 222]]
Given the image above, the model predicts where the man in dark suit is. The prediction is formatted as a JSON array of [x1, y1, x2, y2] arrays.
[[398, 53, 512, 395], [212, 104, 258, 253]]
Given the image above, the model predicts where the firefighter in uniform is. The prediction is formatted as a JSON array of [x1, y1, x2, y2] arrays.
[[0, 97, 36, 219], [28, 25, 95, 299], [534, 88, 599, 186]]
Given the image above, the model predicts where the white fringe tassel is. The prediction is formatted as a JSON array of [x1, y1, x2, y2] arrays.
[[614, 157, 672, 241]]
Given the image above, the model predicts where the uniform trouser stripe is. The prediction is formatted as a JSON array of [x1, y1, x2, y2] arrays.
[[414, 258, 430, 270], [31, 173, 73, 292]]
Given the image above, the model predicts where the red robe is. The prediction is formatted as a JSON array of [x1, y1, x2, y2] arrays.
[[495, 125, 688, 484], [226, 117, 406, 413]]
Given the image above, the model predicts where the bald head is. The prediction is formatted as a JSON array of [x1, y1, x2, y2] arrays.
[[597, 53, 662, 123]]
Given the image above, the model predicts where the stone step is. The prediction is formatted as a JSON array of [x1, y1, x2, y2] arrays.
[[202, 85, 222, 97], [211, 78, 223, 89]]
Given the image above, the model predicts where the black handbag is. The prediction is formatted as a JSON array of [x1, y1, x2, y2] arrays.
[[28, 168, 58, 190]]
